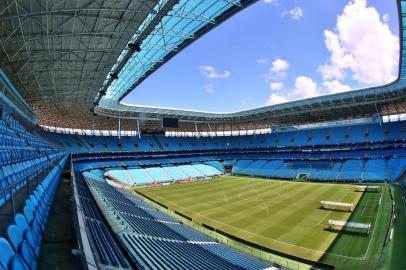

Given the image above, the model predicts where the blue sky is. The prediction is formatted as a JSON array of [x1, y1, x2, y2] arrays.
[[122, 0, 399, 112]]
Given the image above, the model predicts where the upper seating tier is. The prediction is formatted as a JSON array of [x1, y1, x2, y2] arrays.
[[50, 120, 406, 153]]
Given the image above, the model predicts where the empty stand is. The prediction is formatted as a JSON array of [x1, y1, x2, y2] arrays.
[[96, 162, 223, 186], [81, 173, 270, 269]]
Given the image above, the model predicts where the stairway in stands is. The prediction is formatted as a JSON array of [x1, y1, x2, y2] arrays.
[[152, 135, 164, 150]]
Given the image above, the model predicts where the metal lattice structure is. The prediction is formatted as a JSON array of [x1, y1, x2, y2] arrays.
[[1, 0, 406, 132], [0, 0, 158, 128]]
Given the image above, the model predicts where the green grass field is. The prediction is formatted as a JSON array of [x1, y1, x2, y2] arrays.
[[377, 184, 406, 270], [135, 176, 392, 270]]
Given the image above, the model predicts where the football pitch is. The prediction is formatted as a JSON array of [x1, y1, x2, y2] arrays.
[[135, 176, 391, 270]]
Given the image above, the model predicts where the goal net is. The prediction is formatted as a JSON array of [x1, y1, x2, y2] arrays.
[[296, 173, 309, 180], [355, 185, 381, 192], [327, 220, 371, 235], [320, 200, 353, 212]]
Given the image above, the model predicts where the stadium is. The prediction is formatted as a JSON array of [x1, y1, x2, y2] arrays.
[[0, 0, 405, 269]]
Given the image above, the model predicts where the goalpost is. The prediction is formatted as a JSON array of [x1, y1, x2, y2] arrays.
[[327, 220, 371, 235], [355, 185, 381, 192], [296, 173, 309, 180], [320, 200, 353, 212]]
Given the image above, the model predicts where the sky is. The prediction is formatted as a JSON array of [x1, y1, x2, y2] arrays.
[[122, 0, 399, 113]]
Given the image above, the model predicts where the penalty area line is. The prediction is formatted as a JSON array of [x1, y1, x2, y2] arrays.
[[360, 191, 383, 261], [138, 189, 365, 261]]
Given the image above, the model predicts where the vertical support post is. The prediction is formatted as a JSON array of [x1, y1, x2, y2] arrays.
[[375, 103, 382, 126], [27, 175, 30, 196], [207, 123, 212, 137], [118, 117, 121, 139], [136, 118, 141, 139], [91, 114, 95, 134], [10, 188, 15, 217], [195, 122, 200, 139]]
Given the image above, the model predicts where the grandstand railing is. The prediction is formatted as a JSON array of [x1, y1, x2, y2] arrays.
[[67, 139, 406, 157], [70, 158, 98, 270], [0, 154, 65, 215], [0, 69, 36, 123], [71, 158, 134, 270], [132, 189, 331, 270], [70, 147, 406, 168]]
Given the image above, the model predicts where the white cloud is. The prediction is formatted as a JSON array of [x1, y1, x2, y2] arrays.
[[323, 80, 351, 94], [256, 58, 267, 64], [283, 7, 303, 20], [318, 0, 398, 86], [203, 84, 215, 94], [292, 76, 318, 98], [263, 0, 276, 3], [266, 76, 318, 106], [271, 59, 290, 73], [198, 65, 230, 79], [266, 76, 354, 106], [267, 58, 290, 80], [266, 93, 289, 105], [383, 13, 390, 23], [270, 82, 283, 90]]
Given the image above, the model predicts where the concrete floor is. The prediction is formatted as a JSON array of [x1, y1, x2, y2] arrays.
[[37, 176, 78, 270], [0, 177, 42, 237]]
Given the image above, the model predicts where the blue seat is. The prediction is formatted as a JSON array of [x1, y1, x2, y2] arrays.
[[0, 237, 14, 269], [11, 255, 30, 270], [0, 237, 32, 270], [7, 225, 38, 269], [27, 195, 47, 222], [24, 210, 42, 238], [15, 214, 41, 246]]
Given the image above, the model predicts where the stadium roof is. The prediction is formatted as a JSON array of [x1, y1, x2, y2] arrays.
[[1, 0, 406, 131]]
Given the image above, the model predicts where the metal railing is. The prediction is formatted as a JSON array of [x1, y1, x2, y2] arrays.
[[0, 155, 64, 216], [0, 70, 36, 123]]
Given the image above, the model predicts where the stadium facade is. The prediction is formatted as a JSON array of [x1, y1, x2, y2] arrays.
[[0, 0, 405, 270]]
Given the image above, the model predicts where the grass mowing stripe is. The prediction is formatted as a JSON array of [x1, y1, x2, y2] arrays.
[[376, 184, 406, 270], [320, 184, 391, 269], [273, 185, 357, 260], [209, 182, 314, 224], [135, 176, 388, 270], [155, 178, 256, 203], [143, 179, 253, 214]]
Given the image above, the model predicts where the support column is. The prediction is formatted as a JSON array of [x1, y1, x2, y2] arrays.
[[374, 103, 382, 126], [195, 122, 199, 139], [118, 118, 121, 139], [136, 118, 141, 139]]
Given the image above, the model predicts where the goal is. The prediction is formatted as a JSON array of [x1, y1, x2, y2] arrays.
[[320, 200, 353, 212], [327, 220, 371, 235], [296, 173, 309, 180], [355, 185, 381, 192]]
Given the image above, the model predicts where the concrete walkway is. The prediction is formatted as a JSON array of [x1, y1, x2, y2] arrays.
[[37, 176, 77, 269]]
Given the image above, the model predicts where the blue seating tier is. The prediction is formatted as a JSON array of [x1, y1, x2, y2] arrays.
[[232, 158, 404, 182], [82, 175, 270, 269], [51, 120, 406, 153], [0, 156, 67, 270]]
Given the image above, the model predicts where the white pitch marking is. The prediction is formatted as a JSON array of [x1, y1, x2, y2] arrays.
[[361, 191, 382, 261], [140, 187, 366, 261]]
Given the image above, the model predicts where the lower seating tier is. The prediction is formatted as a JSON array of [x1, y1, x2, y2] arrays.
[[0, 155, 67, 270], [72, 171, 130, 269], [232, 158, 406, 182], [104, 162, 223, 186], [0, 153, 67, 207], [81, 173, 270, 270]]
